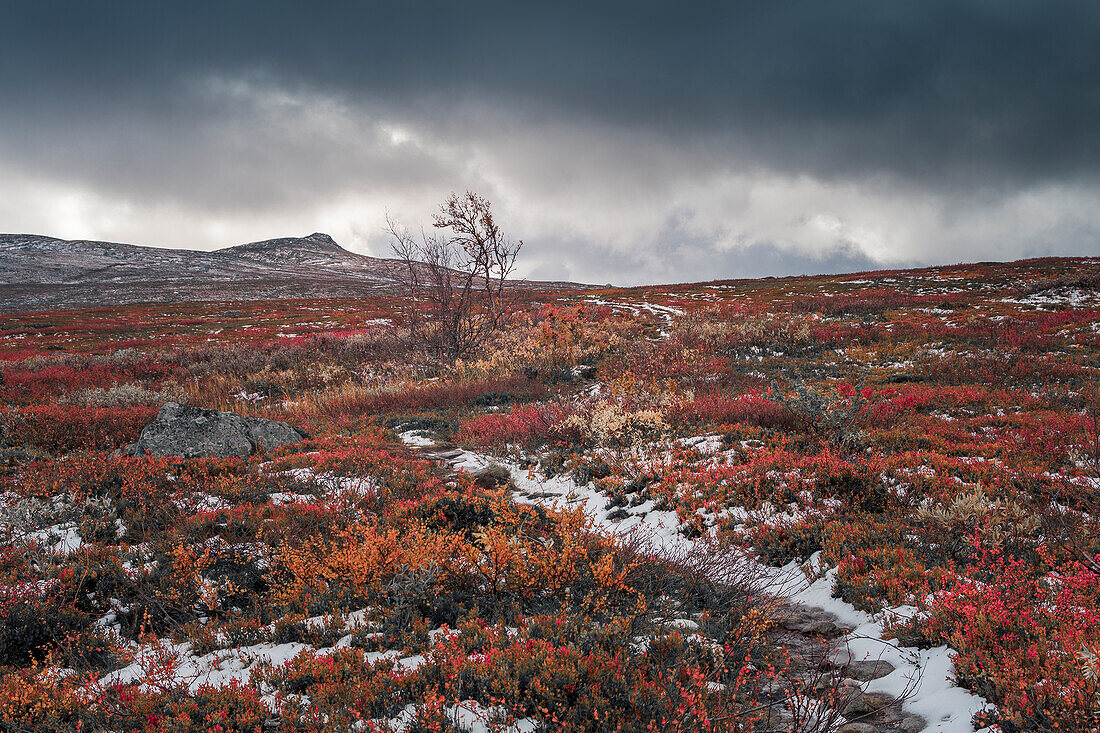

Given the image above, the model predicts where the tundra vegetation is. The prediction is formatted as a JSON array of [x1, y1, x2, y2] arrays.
[[0, 256, 1098, 731]]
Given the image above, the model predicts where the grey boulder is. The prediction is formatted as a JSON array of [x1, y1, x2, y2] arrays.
[[128, 402, 306, 459], [845, 659, 896, 681]]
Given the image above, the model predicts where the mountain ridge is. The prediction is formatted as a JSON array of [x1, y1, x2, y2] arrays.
[[0, 232, 582, 313]]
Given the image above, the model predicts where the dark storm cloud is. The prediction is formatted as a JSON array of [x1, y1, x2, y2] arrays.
[[0, 1, 1098, 282], [6, 1, 1099, 184]]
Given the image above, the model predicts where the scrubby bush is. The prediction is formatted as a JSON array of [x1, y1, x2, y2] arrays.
[[5, 404, 157, 451], [669, 392, 796, 430], [922, 536, 1100, 732], [455, 402, 580, 451]]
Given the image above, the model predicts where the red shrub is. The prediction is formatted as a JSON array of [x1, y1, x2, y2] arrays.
[[6, 404, 158, 452], [0, 361, 171, 404], [923, 539, 1100, 732], [456, 402, 580, 449], [669, 393, 796, 430]]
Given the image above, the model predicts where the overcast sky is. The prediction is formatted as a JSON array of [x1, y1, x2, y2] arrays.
[[2, 2, 1099, 284]]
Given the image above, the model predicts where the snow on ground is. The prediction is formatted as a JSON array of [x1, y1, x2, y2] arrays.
[[103, 639, 314, 692], [29, 522, 84, 555], [402, 432, 995, 733], [579, 297, 641, 316], [443, 701, 538, 733], [399, 429, 436, 447], [789, 567, 990, 733], [679, 434, 724, 455], [99, 612, 427, 719], [1001, 287, 1100, 309], [267, 491, 317, 506], [267, 466, 376, 501]]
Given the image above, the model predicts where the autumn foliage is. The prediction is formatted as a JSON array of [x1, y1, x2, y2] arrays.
[[0, 255, 1098, 730]]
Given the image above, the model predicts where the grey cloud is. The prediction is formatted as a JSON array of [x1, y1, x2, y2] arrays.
[[0, 79, 460, 212], [5, 2, 1099, 184], [522, 211, 900, 286], [0, 1, 1098, 283]]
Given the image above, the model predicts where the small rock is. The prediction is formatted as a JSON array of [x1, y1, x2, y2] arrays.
[[885, 373, 923, 383], [807, 619, 841, 637], [429, 448, 464, 460], [842, 692, 889, 717], [877, 705, 904, 724], [846, 659, 896, 681], [899, 715, 927, 733], [811, 674, 845, 694], [836, 724, 879, 733], [781, 612, 812, 632]]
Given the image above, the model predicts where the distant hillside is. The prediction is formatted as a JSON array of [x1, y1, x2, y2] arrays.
[[0, 232, 582, 312]]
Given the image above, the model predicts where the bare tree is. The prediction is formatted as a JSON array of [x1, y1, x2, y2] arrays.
[[388, 192, 523, 362]]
